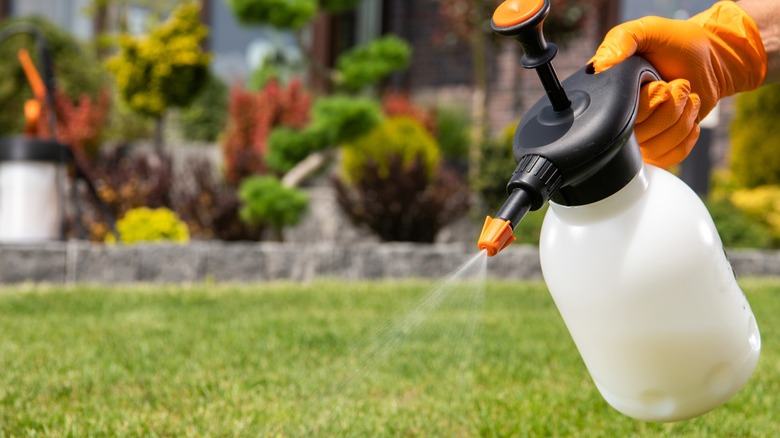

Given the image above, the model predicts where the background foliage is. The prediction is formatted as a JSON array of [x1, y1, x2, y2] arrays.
[[0, 17, 106, 135], [730, 84, 780, 188]]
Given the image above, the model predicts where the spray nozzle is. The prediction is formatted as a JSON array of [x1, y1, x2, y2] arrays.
[[477, 188, 532, 256], [478, 155, 561, 256]]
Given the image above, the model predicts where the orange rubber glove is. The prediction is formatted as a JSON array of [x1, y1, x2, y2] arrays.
[[589, 1, 767, 168]]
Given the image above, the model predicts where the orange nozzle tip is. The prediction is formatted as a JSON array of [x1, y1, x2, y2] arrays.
[[493, 0, 545, 28], [477, 216, 516, 257]]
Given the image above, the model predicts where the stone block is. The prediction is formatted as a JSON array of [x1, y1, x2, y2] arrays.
[[73, 242, 139, 283], [138, 243, 206, 283], [0, 242, 66, 283], [204, 243, 270, 282]]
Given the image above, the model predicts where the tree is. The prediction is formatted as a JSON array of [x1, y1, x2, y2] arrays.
[[105, 2, 210, 153]]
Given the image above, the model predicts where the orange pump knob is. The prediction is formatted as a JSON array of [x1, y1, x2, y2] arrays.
[[477, 216, 517, 257], [493, 0, 544, 28]]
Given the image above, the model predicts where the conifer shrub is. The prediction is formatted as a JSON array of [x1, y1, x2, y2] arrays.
[[308, 95, 383, 145], [333, 155, 471, 243], [105, 3, 210, 119], [334, 117, 470, 242], [238, 176, 308, 241], [227, 0, 317, 29], [265, 95, 380, 173], [335, 36, 412, 91], [340, 117, 440, 184]]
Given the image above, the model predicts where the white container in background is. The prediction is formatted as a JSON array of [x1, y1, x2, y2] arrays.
[[0, 137, 67, 242], [539, 164, 760, 422]]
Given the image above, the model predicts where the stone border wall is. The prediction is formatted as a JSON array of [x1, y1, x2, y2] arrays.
[[0, 241, 778, 284]]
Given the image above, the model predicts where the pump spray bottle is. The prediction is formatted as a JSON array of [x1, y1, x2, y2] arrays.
[[478, 0, 760, 422]]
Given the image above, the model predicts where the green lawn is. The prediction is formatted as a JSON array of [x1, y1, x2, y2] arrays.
[[0, 277, 778, 436]]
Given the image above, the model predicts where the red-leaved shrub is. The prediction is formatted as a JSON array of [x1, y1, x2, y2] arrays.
[[221, 78, 311, 186]]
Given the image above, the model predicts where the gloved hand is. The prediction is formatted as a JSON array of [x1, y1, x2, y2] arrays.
[[589, 1, 767, 168]]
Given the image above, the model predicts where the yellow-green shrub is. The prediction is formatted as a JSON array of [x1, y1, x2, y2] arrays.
[[105, 3, 210, 118], [730, 185, 780, 240], [108, 207, 189, 244], [340, 116, 440, 184], [730, 84, 780, 188]]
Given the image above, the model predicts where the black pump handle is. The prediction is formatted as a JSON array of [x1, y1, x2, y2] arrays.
[[491, 0, 570, 111]]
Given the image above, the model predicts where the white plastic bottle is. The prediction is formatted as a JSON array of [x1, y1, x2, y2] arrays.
[[539, 163, 761, 422]]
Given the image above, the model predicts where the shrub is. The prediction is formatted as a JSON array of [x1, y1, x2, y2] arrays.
[[340, 117, 440, 184], [222, 78, 311, 185], [264, 94, 381, 177], [336, 36, 412, 91], [227, 0, 317, 29], [729, 185, 780, 243], [172, 156, 263, 241], [434, 106, 471, 162], [179, 73, 229, 142], [0, 16, 106, 135], [730, 84, 780, 188], [51, 88, 112, 164], [309, 95, 383, 144], [266, 126, 329, 173], [109, 207, 189, 244], [104, 91, 154, 143], [333, 155, 472, 243], [68, 147, 174, 241], [238, 176, 309, 241], [706, 197, 775, 249], [105, 3, 210, 119], [474, 121, 517, 210], [381, 92, 437, 135]]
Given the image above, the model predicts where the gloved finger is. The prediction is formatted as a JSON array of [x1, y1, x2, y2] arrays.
[[634, 80, 699, 142], [635, 79, 695, 123], [588, 22, 642, 73], [641, 124, 700, 168], [638, 91, 700, 169], [639, 90, 700, 158]]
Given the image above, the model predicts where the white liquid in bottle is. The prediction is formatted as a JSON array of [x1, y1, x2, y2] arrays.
[[539, 164, 760, 422]]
